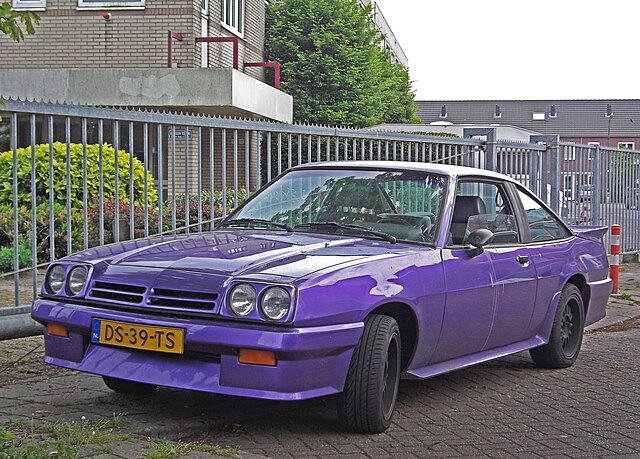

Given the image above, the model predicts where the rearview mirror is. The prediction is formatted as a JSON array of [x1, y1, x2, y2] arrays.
[[466, 228, 494, 257]]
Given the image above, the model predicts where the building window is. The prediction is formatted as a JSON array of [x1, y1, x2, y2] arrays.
[[12, 0, 46, 10], [587, 142, 599, 161], [532, 112, 545, 121], [78, 0, 144, 8], [221, 0, 244, 36], [618, 142, 635, 150], [563, 143, 576, 161]]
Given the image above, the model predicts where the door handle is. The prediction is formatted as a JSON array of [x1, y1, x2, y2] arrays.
[[516, 255, 529, 264]]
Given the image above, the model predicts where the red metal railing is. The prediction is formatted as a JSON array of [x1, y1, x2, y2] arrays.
[[167, 31, 184, 68], [195, 36, 239, 70], [171, 34, 281, 90], [245, 62, 281, 89]]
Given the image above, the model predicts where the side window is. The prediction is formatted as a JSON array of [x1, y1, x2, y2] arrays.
[[450, 181, 520, 246], [515, 187, 571, 242]]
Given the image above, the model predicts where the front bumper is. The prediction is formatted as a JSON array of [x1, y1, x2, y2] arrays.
[[32, 299, 363, 401]]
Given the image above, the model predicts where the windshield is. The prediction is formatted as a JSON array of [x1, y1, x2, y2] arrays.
[[229, 168, 446, 244]]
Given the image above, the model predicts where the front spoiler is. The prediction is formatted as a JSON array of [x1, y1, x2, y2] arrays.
[[32, 299, 363, 401]]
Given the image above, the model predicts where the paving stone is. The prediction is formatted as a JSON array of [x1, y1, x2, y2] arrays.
[[0, 264, 639, 458]]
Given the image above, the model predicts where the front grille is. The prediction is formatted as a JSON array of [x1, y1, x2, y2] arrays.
[[90, 281, 146, 304], [148, 288, 218, 310]]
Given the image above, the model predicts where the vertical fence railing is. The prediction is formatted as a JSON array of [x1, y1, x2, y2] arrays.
[[597, 146, 640, 254], [1, 100, 639, 310]]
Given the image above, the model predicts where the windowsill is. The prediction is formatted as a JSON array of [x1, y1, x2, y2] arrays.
[[76, 6, 144, 9], [76, 3, 145, 9], [220, 21, 244, 39], [12, 6, 46, 10]]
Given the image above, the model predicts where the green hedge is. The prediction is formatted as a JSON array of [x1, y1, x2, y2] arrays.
[[0, 187, 249, 273], [0, 142, 157, 209]]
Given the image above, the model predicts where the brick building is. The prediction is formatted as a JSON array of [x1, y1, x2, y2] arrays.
[[416, 99, 640, 150], [0, 0, 293, 193], [0, 0, 291, 121]]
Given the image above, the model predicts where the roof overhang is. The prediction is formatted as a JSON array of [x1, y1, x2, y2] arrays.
[[0, 68, 293, 123], [367, 123, 542, 143]]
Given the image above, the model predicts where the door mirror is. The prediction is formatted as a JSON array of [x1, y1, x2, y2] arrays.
[[466, 228, 494, 257]]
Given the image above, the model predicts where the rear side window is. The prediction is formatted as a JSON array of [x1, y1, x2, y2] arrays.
[[515, 186, 570, 242]]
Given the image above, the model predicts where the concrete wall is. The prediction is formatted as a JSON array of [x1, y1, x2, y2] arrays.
[[0, 68, 292, 122]]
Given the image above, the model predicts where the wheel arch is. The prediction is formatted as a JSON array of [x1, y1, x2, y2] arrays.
[[368, 302, 418, 372], [566, 273, 590, 318]]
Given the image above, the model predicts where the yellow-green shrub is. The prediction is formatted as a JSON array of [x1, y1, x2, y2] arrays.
[[0, 142, 157, 209]]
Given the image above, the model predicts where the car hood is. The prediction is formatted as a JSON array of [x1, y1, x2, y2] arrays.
[[71, 230, 420, 280]]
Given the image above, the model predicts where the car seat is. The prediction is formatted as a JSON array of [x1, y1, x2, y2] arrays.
[[450, 196, 486, 245]]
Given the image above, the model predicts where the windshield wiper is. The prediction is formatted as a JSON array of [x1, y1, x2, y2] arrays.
[[219, 218, 294, 232], [295, 221, 396, 244]]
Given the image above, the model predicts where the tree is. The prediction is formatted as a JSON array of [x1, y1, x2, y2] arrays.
[[265, 0, 421, 128], [0, 1, 39, 123], [0, 1, 38, 42]]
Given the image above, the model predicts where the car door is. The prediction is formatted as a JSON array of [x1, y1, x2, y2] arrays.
[[433, 247, 496, 363], [480, 187, 538, 350], [433, 179, 539, 362], [431, 180, 505, 362], [508, 184, 575, 337]]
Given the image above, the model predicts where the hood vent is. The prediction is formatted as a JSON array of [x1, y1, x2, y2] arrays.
[[148, 288, 218, 310], [90, 281, 146, 304]]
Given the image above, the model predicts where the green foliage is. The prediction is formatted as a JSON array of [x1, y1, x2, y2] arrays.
[[0, 2, 39, 42], [266, 0, 420, 127], [0, 142, 157, 210], [398, 131, 460, 138], [0, 203, 85, 266], [84, 187, 247, 247], [143, 440, 195, 459], [609, 151, 639, 202], [0, 186, 245, 272], [0, 243, 32, 272], [0, 415, 128, 459], [142, 440, 238, 459]]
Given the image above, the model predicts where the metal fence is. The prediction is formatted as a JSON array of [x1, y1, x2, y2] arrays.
[[0, 100, 639, 316]]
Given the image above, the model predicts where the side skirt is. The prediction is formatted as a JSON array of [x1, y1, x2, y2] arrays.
[[404, 335, 547, 380]]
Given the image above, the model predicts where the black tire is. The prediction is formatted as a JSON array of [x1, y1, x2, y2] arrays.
[[103, 376, 157, 395], [530, 283, 584, 368], [338, 314, 401, 434]]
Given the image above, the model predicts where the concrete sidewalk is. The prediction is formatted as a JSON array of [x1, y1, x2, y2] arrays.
[[586, 262, 640, 331]]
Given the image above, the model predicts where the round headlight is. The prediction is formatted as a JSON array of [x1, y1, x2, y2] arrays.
[[48, 265, 65, 293], [229, 283, 256, 316], [68, 266, 87, 295], [260, 287, 291, 321]]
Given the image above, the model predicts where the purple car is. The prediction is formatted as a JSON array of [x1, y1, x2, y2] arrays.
[[32, 162, 612, 433]]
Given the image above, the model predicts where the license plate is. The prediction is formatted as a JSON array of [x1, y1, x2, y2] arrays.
[[91, 319, 184, 354]]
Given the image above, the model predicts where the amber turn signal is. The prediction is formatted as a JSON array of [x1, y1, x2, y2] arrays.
[[238, 348, 276, 366], [47, 322, 69, 338]]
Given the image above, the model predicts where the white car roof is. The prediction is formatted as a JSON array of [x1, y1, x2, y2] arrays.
[[293, 161, 518, 184]]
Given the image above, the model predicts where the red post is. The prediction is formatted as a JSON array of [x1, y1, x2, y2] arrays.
[[195, 37, 239, 69], [244, 62, 281, 89], [610, 224, 621, 294], [582, 204, 588, 224], [168, 31, 184, 68]]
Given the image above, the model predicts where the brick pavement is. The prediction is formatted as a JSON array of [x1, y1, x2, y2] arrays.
[[0, 264, 638, 458]]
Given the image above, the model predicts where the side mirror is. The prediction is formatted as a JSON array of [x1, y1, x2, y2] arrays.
[[466, 228, 494, 257]]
